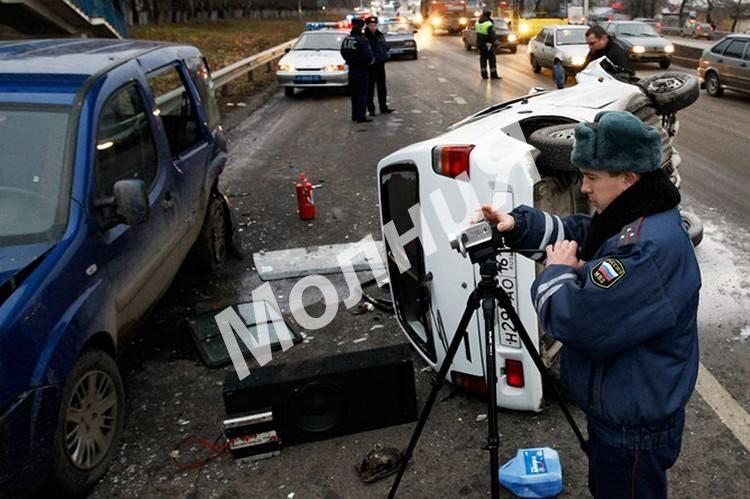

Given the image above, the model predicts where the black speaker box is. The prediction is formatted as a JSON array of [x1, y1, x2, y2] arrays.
[[222, 343, 418, 446]]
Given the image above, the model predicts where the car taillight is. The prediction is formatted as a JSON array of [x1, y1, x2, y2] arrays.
[[451, 372, 488, 396], [505, 359, 525, 388], [432, 145, 474, 178]]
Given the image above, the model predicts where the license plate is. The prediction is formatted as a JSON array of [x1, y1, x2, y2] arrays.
[[294, 75, 322, 82]]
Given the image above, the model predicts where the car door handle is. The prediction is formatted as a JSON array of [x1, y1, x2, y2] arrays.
[[161, 191, 176, 209]]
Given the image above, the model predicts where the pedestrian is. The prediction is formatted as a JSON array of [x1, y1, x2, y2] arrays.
[[341, 17, 375, 123], [475, 9, 500, 79], [583, 25, 635, 75], [364, 16, 395, 116], [480, 111, 700, 499]]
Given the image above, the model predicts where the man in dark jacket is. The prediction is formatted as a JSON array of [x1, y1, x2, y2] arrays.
[[481, 111, 700, 499], [341, 18, 375, 123], [584, 25, 635, 75], [364, 16, 395, 116], [475, 9, 500, 79]]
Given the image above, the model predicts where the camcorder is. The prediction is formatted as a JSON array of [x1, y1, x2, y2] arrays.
[[448, 217, 506, 262]]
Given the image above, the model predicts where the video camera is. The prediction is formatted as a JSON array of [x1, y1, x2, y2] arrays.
[[448, 218, 505, 263]]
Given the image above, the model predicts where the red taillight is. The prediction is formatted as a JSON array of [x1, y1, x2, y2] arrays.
[[505, 359, 525, 388], [432, 145, 475, 178], [696, 25, 701, 31], [451, 372, 488, 396]]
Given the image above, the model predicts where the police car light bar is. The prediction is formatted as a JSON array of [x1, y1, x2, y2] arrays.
[[305, 22, 339, 31]]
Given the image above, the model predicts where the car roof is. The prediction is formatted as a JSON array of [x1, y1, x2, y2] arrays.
[[0, 39, 173, 77], [552, 24, 587, 29]]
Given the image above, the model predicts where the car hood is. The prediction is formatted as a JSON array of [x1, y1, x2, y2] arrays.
[[279, 50, 345, 69], [0, 241, 55, 290], [619, 35, 670, 48], [557, 44, 589, 58]]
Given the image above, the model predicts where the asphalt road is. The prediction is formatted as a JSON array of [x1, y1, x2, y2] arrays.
[[90, 32, 750, 499]]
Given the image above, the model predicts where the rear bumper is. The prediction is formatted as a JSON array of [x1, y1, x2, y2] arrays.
[[389, 46, 418, 57]]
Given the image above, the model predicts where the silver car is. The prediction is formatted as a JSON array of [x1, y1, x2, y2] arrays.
[[527, 25, 589, 88], [276, 29, 349, 97], [698, 34, 750, 97], [603, 20, 674, 68]]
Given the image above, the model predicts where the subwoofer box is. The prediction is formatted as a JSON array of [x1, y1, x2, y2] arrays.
[[222, 343, 418, 446]]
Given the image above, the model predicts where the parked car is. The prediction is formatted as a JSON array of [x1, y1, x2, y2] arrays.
[[276, 29, 350, 97], [382, 21, 419, 60], [528, 25, 590, 88], [603, 20, 674, 68], [462, 18, 518, 54], [0, 38, 238, 496], [698, 34, 750, 97], [633, 17, 663, 34], [376, 60, 699, 412], [681, 21, 715, 39]]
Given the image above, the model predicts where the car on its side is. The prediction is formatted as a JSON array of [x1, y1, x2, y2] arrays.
[[603, 20, 674, 68], [276, 29, 349, 97], [0, 38, 238, 497], [681, 21, 715, 40], [462, 18, 518, 54], [382, 21, 419, 60], [528, 25, 589, 88], [698, 34, 750, 97]]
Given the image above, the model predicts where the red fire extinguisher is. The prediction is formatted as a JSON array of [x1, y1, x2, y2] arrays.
[[295, 172, 316, 220]]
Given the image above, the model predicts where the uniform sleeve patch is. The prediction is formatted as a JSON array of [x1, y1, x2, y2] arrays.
[[590, 258, 626, 289]]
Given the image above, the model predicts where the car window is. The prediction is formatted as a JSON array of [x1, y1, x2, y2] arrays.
[[711, 39, 731, 54], [95, 84, 158, 198], [606, 23, 616, 34], [745, 45, 750, 61], [724, 40, 748, 59], [147, 65, 202, 158], [557, 28, 587, 45], [294, 32, 347, 50], [544, 30, 553, 45], [494, 20, 509, 30], [186, 56, 220, 133], [617, 22, 658, 37], [535, 30, 546, 42]]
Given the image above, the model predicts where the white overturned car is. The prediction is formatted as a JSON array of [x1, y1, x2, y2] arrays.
[[277, 29, 349, 97], [377, 60, 699, 411]]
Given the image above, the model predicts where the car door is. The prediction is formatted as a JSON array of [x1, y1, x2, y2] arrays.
[[720, 39, 749, 89], [93, 77, 175, 332], [540, 29, 555, 67], [741, 43, 750, 92]]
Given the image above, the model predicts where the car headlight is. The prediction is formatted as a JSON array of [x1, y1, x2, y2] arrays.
[[459, 17, 468, 25], [665, 45, 674, 53], [431, 16, 442, 27], [571, 55, 586, 66], [631, 45, 645, 54], [414, 13, 423, 24], [508, 33, 517, 42], [519, 23, 530, 34], [323, 64, 346, 72], [278, 63, 295, 72], [405, 40, 416, 46]]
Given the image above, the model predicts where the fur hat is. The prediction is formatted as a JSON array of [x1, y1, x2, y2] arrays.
[[352, 18, 365, 28], [570, 111, 662, 173]]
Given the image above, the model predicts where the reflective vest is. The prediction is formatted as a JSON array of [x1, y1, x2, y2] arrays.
[[475, 20, 493, 35]]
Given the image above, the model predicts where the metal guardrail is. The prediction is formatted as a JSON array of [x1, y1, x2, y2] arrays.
[[212, 38, 298, 91]]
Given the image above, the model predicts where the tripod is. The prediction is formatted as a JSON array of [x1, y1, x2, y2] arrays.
[[388, 249, 588, 499]]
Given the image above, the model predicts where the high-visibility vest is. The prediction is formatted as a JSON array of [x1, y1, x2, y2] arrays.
[[476, 20, 493, 35]]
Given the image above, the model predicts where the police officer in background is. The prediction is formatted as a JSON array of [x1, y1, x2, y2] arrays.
[[475, 9, 501, 79], [341, 18, 375, 123], [364, 16, 395, 116]]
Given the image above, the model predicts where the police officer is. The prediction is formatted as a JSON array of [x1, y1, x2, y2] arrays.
[[583, 25, 635, 75], [341, 18, 375, 123], [364, 16, 395, 116], [480, 111, 700, 499], [475, 9, 500, 79]]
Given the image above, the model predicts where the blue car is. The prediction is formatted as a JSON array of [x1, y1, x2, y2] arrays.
[[0, 39, 238, 496]]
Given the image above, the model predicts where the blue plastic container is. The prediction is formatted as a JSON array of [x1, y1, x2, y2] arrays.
[[498, 447, 563, 498]]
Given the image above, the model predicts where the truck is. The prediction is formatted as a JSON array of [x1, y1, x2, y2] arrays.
[[421, 0, 469, 34]]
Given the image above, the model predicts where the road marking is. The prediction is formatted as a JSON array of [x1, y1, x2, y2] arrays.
[[454, 96, 467, 105], [696, 362, 750, 451], [428, 65, 435, 69], [438, 77, 447, 83], [411, 109, 422, 114]]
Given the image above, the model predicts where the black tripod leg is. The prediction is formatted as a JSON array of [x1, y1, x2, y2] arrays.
[[388, 290, 482, 499], [493, 289, 589, 454], [481, 297, 501, 499]]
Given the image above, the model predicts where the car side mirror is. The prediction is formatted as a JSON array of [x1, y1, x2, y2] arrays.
[[284, 48, 291, 53], [96, 179, 149, 230]]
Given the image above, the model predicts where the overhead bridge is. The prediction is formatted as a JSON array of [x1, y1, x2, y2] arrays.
[[0, 0, 127, 39]]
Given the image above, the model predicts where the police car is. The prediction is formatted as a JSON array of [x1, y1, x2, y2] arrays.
[[377, 60, 699, 411], [276, 28, 350, 97]]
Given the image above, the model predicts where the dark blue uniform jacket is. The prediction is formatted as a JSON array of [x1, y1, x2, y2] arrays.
[[506, 205, 701, 448], [341, 32, 374, 79]]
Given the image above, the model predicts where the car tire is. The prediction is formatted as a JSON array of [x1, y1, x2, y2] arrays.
[[659, 59, 672, 69], [531, 55, 542, 73], [510, 46, 517, 54], [192, 195, 230, 271], [637, 71, 699, 114], [705, 72, 724, 97], [413, 51, 419, 60], [681, 211, 704, 247], [51, 349, 125, 496], [528, 123, 579, 172], [464, 40, 471, 50], [284, 87, 294, 98]]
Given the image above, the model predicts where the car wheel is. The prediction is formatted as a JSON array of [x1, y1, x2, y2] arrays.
[[192, 196, 229, 271], [510, 46, 517, 54], [464, 40, 471, 50], [659, 59, 672, 69], [531, 55, 541, 73], [51, 349, 125, 496], [705, 72, 724, 97], [284, 87, 294, 98], [413, 51, 418, 60], [637, 71, 699, 114], [528, 123, 579, 173], [681, 211, 704, 247]]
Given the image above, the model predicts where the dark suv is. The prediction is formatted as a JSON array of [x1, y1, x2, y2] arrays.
[[0, 39, 238, 496]]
